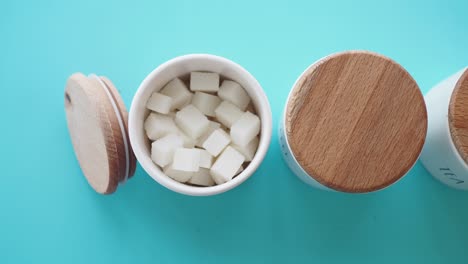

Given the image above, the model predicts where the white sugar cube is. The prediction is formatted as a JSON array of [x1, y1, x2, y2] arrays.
[[180, 94, 193, 109], [190, 72, 219, 92], [151, 134, 183, 167], [164, 163, 193, 183], [160, 78, 192, 110], [232, 136, 259, 162], [218, 80, 250, 110], [210, 146, 245, 185], [146, 92, 173, 114], [188, 168, 215, 186], [144, 113, 179, 140], [231, 111, 260, 147], [191, 92, 221, 117], [202, 128, 231, 157], [177, 128, 196, 148], [198, 148, 214, 168], [172, 148, 200, 172], [195, 121, 221, 147], [175, 105, 210, 139], [215, 101, 244, 128]]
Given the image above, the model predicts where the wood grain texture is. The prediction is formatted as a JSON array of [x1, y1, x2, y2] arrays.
[[64, 73, 136, 194], [449, 69, 468, 164], [285, 51, 427, 193], [101, 76, 137, 180]]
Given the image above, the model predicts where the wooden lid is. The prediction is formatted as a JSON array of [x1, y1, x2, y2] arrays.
[[64, 73, 136, 194], [449, 68, 468, 164], [285, 51, 427, 193]]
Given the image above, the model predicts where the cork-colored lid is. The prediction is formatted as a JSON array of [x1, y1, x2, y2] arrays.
[[449, 68, 468, 164], [285, 51, 427, 193], [64, 73, 136, 194]]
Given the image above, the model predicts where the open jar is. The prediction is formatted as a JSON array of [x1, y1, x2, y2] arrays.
[[64, 54, 272, 196]]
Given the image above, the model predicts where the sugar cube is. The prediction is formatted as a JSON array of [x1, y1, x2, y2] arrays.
[[202, 128, 231, 157], [145, 113, 179, 140], [146, 92, 173, 114], [210, 146, 245, 185], [191, 91, 221, 117], [218, 80, 250, 110], [164, 163, 193, 183], [214, 101, 244, 128], [160, 78, 192, 110], [172, 148, 200, 172], [232, 136, 259, 162], [195, 121, 221, 147], [188, 168, 215, 186], [151, 134, 184, 167], [198, 148, 214, 168], [180, 94, 193, 109], [177, 128, 197, 148], [230, 111, 260, 147], [190, 72, 219, 92], [175, 105, 210, 139]]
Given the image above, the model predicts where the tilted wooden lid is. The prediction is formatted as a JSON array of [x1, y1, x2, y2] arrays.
[[285, 51, 427, 193], [64, 73, 136, 194], [449, 68, 468, 164]]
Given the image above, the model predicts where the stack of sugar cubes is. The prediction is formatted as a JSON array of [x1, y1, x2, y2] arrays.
[[145, 72, 261, 186]]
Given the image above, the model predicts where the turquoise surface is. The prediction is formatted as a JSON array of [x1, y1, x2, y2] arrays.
[[1, 0, 468, 263]]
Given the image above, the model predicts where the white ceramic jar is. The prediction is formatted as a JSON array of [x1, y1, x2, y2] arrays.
[[129, 54, 272, 196], [420, 68, 468, 190], [279, 51, 427, 193]]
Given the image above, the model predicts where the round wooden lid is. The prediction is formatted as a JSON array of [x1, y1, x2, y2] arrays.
[[285, 51, 427, 193], [64, 73, 136, 194], [449, 68, 468, 164]]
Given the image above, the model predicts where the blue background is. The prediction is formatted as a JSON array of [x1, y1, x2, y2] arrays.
[[1, 0, 468, 263]]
